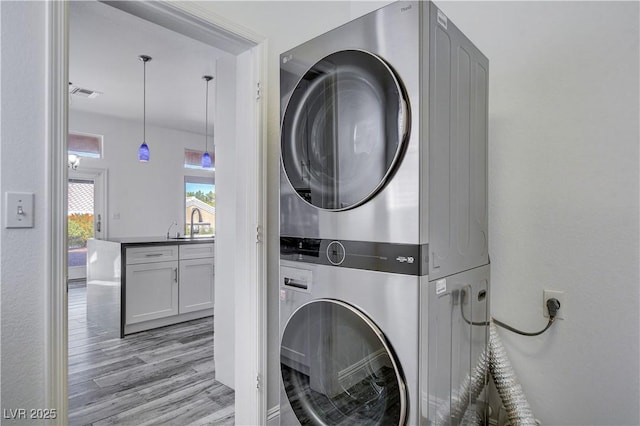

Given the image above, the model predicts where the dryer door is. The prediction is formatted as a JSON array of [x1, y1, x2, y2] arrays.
[[281, 50, 410, 211], [280, 299, 406, 425]]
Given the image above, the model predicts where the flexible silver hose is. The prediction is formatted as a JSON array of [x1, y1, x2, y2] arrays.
[[435, 348, 489, 425], [433, 322, 536, 426], [488, 322, 537, 426]]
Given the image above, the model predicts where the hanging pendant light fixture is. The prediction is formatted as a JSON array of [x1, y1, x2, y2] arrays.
[[201, 75, 214, 168], [138, 55, 152, 162]]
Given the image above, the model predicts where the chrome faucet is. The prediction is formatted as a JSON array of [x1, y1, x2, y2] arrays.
[[190, 207, 203, 237]]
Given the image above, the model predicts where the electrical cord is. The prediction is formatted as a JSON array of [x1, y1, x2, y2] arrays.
[[493, 316, 555, 337], [460, 290, 561, 337]]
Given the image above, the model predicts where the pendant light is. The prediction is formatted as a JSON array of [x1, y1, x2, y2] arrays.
[[138, 55, 152, 162], [202, 75, 214, 168]]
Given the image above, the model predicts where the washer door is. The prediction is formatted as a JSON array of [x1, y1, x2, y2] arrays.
[[281, 50, 410, 211], [280, 299, 407, 425]]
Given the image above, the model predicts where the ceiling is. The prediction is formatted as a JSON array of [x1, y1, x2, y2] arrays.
[[69, 1, 233, 135]]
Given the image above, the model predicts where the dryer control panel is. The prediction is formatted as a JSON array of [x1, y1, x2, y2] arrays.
[[280, 236, 428, 276]]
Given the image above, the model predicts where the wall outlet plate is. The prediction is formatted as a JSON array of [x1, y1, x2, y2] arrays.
[[543, 289, 565, 320]]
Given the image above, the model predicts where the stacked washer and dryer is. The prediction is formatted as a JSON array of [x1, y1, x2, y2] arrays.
[[279, 2, 490, 425]]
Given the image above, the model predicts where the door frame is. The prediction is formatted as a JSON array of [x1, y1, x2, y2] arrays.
[[68, 167, 108, 280], [45, 2, 268, 424]]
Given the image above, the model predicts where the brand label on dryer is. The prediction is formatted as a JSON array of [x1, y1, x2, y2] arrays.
[[435, 279, 447, 295], [437, 10, 448, 29]]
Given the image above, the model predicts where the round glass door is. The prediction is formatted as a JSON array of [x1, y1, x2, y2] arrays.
[[281, 50, 410, 211], [280, 299, 406, 425]]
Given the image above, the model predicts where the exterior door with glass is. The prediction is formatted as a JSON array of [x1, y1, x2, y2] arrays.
[[68, 170, 106, 280]]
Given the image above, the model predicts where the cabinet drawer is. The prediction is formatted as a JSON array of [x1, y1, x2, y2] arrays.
[[126, 245, 179, 264], [179, 243, 214, 260]]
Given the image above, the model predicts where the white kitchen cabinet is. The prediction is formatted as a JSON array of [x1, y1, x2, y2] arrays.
[[179, 243, 214, 314], [179, 258, 214, 314], [125, 260, 179, 325], [121, 241, 214, 335]]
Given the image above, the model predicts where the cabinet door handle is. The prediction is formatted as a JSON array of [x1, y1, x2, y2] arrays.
[[145, 253, 163, 257], [174, 268, 178, 282]]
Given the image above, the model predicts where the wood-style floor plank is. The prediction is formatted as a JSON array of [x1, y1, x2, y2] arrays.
[[68, 284, 234, 425]]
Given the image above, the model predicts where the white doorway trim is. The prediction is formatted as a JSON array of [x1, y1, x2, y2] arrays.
[[45, 2, 268, 425], [45, 2, 70, 421]]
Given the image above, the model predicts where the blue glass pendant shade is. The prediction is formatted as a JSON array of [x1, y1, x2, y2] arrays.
[[201, 151, 211, 168], [138, 142, 150, 162]]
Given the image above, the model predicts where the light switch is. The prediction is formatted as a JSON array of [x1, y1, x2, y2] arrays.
[[5, 192, 35, 228]]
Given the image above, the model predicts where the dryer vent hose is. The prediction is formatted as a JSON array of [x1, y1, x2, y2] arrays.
[[436, 322, 536, 426], [435, 345, 489, 425], [488, 322, 537, 426]]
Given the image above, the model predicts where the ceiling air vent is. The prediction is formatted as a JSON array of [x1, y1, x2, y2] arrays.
[[69, 84, 102, 99]]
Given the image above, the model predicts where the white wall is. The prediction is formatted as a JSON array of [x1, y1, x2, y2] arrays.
[[202, 1, 640, 424], [212, 54, 237, 389], [69, 110, 214, 237], [1, 2, 47, 418]]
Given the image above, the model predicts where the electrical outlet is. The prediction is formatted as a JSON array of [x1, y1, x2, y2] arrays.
[[543, 289, 565, 320]]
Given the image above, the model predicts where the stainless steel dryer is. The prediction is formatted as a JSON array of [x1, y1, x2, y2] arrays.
[[279, 258, 419, 425], [280, 1, 490, 425]]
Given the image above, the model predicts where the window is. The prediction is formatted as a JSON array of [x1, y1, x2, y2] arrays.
[[185, 176, 215, 236], [69, 132, 102, 158], [184, 148, 214, 170]]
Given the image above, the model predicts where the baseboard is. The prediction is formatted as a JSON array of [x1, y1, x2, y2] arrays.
[[124, 309, 213, 335], [267, 405, 280, 421]]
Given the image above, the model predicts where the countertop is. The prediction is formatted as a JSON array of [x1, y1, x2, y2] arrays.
[[104, 236, 215, 246]]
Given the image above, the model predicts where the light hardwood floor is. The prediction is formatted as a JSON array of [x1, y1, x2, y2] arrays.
[[68, 283, 234, 425]]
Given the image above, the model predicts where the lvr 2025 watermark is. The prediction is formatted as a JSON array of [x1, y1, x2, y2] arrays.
[[3, 408, 57, 420]]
